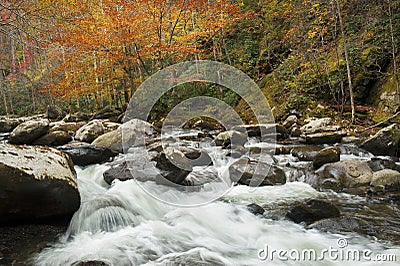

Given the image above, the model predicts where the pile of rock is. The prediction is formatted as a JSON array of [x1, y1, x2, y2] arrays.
[[298, 117, 347, 144]]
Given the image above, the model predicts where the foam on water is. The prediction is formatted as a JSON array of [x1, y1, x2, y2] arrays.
[[33, 166, 400, 265], [32, 141, 400, 265]]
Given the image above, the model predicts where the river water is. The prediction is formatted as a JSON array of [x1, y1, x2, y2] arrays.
[[32, 132, 400, 265]]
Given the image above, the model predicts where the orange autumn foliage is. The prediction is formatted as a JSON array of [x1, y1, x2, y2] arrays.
[[43, 0, 251, 100]]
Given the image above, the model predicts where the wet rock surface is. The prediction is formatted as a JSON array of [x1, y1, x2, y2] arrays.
[[103, 162, 133, 185], [286, 199, 341, 224], [214, 130, 248, 147], [291, 146, 322, 161], [312, 146, 341, 169], [0, 223, 67, 265], [58, 142, 117, 166], [367, 157, 400, 172], [306, 216, 371, 234], [229, 157, 286, 186], [246, 203, 265, 216], [152, 147, 193, 185]]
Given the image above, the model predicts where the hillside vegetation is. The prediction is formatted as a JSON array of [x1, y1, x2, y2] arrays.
[[0, 0, 399, 124]]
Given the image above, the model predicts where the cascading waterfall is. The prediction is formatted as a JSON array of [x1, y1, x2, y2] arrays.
[[32, 136, 400, 265]]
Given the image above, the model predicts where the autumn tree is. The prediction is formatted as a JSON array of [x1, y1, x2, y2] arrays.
[[0, 0, 55, 115], [43, 0, 250, 109]]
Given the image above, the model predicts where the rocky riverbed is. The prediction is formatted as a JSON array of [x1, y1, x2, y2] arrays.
[[0, 113, 399, 265]]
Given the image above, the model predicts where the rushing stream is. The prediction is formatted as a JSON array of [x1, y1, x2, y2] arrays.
[[32, 131, 400, 265]]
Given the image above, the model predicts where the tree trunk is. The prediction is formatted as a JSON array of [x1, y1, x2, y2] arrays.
[[2, 88, 8, 116], [388, 0, 400, 103], [336, 0, 355, 123]]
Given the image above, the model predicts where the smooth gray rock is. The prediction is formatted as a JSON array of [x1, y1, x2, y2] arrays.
[[92, 119, 154, 154], [370, 169, 400, 189], [9, 119, 50, 144], [316, 160, 373, 189], [0, 144, 80, 223], [229, 158, 286, 186], [75, 120, 105, 143]]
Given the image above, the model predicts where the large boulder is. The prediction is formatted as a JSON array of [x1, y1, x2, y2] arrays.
[[283, 115, 298, 129], [152, 147, 193, 185], [232, 124, 289, 140], [214, 130, 247, 147], [180, 147, 213, 167], [367, 157, 400, 172], [8, 119, 50, 145], [316, 160, 373, 189], [301, 131, 347, 145], [92, 119, 154, 154], [62, 112, 91, 122], [92, 106, 122, 122], [307, 216, 370, 234], [50, 121, 86, 134], [183, 117, 225, 131], [0, 144, 80, 223], [286, 199, 340, 224], [58, 142, 117, 166], [75, 120, 105, 143], [291, 146, 322, 161], [360, 124, 400, 156], [103, 162, 133, 185], [0, 117, 22, 133], [33, 130, 72, 146], [300, 118, 340, 134], [229, 158, 286, 186], [313, 146, 341, 169], [370, 169, 400, 189], [46, 105, 65, 120]]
